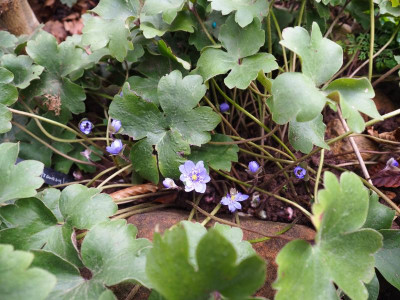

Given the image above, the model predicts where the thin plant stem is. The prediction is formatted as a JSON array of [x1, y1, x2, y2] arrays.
[[324, 0, 351, 38], [314, 149, 324, 203], [201, 203, 222, 226], [213, 168, 312, 219], [113, 192, 171, 204], [368, 0, 375, 81], [191, 6, 217, 45], [291, 0, 307, 71], [112, 204, 172, 220], [271, 10, 289, 72], [212, 79, 296, 160], [373, 64, 400, 87], [12, 121, 95, 166], [188, 193, 203, 221], [97, 164, 132, 188], [86, 165, 119, 187]]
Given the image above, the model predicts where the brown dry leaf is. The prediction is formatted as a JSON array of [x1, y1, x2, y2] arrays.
[[372, 170, 400, 188], [64, 20, 83, 35], [110, 184, 158, 201], [154, 192, 178, 204], [43, 20, 67, 42], [44, 0, 56, 6], [382, 191, 397, 200], [378, 128, 400, 142]]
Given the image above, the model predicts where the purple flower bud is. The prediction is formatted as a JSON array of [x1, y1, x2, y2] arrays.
[[219, 102, 229, 113], [106, 139, 123, 155], [79, 120, 93, 135], [111, 119, 122, 133], [163, 178, 178, 189], [119, 91, 123, 97], [390, 158, 399, 168], [294, 166, 306, 179], [248, 161, 260, 174]]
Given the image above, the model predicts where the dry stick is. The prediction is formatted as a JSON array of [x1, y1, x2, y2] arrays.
[[324, 0, 351, 38], [372, 64, 400, 87], [12, 121, 95, 166], [337, 108, 372, 184]]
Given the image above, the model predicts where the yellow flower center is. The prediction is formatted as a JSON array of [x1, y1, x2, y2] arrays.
[[191, 174, 198, 181], [231, 195, 236, 201]]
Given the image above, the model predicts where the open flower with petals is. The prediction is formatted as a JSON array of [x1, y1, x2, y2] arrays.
[[221, 188, 249, 212], [106, 139, 123, 155], [294, 166, 306, 179], [179, 160, 210, 193]]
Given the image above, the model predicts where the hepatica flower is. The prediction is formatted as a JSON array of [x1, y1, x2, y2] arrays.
[[163, 178, 178, 189], [110, 119, 122, 133], [294, 166, 306, 179], [248, 161, 260, 174], [79, 120, 93, 135], [221, 188, 249, 212], [179, 160, 210, 193], [106, 139, 123, 155], [219, 102, 230, 113]]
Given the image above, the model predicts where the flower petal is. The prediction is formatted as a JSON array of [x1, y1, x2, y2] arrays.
[[183, 160, 196, 174], [194, 182, 206, 193], [221, 197, 230, 205], [233, 201, 242, 210]]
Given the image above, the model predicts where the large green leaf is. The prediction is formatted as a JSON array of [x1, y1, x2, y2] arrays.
[[0, 143, 44, 203], [91, 0, 141, 20], [0, 244, 56, 300], [325, 78, 381, 133], [0, 66, 18, 106], [26, 31, 86, 114], [376, 0, 400, 17], [1, 54, 44, 89], [142, 0, 185, 24], [188, 134, 239, 172], [82, 15, 133, 62], [195, 16, 277, 88], [280, 22, 343, 86], [208, 0, 269, 27], [146, 221, 266, 300], [269, 72, 328, 124], [110, 71, 220, 178], [130, 139, 159, 184], [31, 220, 152, 299], [0, 184, 116, 266], [288, 114, 329, 154], [274, 172, 383, 300]]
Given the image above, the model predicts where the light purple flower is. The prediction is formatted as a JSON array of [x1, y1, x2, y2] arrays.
[[79, 120, 93, 135], [248, 161, 260, 173], [163, 178, 178, 189], [219, 102, 229, 113], [106, 139, 123, 155], [111, 119, 122, 133], [179, 160, 210, 193], [221, 188, 249, 212], [294, 166, 306, 179], [388, 157, 399, 168]]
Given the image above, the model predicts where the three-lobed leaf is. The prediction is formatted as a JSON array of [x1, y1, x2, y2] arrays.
[[274, 172, 383, 300]]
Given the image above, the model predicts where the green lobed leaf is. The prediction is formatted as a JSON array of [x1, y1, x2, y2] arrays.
[[0, 103, 12, 134], [363, 192, 395, 231], [130, 139, 159, 184], [280, 22, 343, 86], [1, 54, 44, 89], [208, 0, 269, 27], [269, 72, 328, 124], [146, 221, 266, 300], [0, 244, 56, 300], [31, 220, 151, 299], [375, 0, 400, 17], [288, 114, 329, 154], [82, 15, 133, 62], [143, 0, 186, 24], [158, 39, 191, 70], [325, 78, 382, 133], [0, 67, 18, 106], [91, 0, 141, 20], [26, 31, 86, 114], [274, 172, 383, 300], [0, 143, 44, 203], [375, 230, 400, 290], [188, 134, 239, 172]]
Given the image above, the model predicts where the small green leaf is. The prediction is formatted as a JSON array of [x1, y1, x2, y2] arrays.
[[131, 139, 159, 184], [158, 39, 191, 70], [363, 192, 395, 231], [0, 31, 18, 50], [209, 0, 269, 27], [0, 67, 18, 106], [59, 184, 117, 230], [146, 221, 266, 300], [0, 103, 12, 134], [82, 15, 133, 62], [274, 172, 383, 300], [288, 114, 329, 154], [143, 0, 185, 24], [188, 134, 239, 171], [270, 72, 328, 124], [325, 78, 381, 133], [1, 54, 44, 89], [375, 230, 400, 290], [0, 66, 14, 83], [280, 22, 343, 86], [0, 244, 56, 300], [0, 143, 44, 203]]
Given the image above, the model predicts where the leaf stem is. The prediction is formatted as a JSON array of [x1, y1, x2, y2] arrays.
[[97, 164, 132, 188], [368, 0, 375, 81], [271, 10, 289, 72], [314, 149, 324, 203], [201, 203, 222, 226]]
